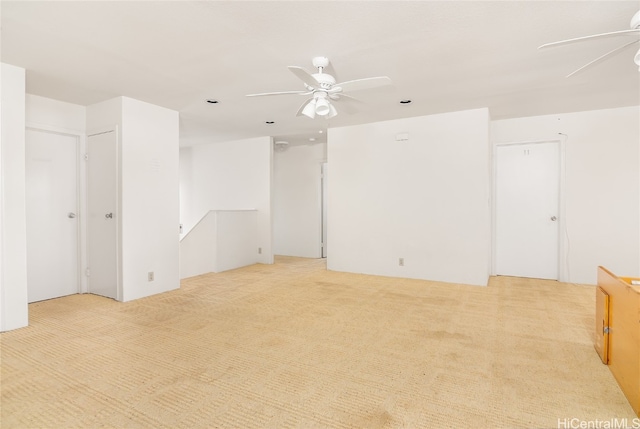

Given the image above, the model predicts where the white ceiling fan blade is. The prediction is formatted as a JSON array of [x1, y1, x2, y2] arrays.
[[334, 76, 392, 93], [538, 28, 640, 49], [330, 94, 361, 114], [566, 39, 640, 77], [246, 90, 310, 97], [288, 66, 320, 88], [332, 93, 363, 103]]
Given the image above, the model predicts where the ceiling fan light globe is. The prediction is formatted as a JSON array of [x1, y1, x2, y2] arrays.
[[631, 10, 640, 29], [327, 103, 338, 118], [302, 99, 317, 118], [315, 98, 331, 116]]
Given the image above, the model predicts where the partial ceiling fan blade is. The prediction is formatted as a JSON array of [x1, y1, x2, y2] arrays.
[[246, 90, 310, 97], [330, 94, 360, 115], [288, 66, 320, 88], [334, 76, 392, 93], [333, 93, 363, 103], [538, 28, 640, 49], [566, 39, 640, 77]]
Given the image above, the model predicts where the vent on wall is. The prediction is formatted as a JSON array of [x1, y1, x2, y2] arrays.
[[274, 141, 289, 152]]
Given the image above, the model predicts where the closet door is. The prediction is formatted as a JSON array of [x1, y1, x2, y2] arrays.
[[25, 128, 79, 302], [495, 141, 560, 280], [87, 131, 118, 300]]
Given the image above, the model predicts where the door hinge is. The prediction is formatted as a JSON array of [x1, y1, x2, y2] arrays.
[[84, 153, 89, 161], [85, 268, 91, 277]]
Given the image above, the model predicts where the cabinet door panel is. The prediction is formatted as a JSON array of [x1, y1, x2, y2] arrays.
[[594, 286, 609, 364]]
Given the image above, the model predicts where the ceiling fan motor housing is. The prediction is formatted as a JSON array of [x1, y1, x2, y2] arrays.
[[312, 73, 336, 90], [312, 56, 330, 69]]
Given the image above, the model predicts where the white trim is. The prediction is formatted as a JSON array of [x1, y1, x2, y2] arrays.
[[491, 137, 566, 282], [26, 121, 83, 137], [320, 162, 328, 259], [87, 129, 115, 137]]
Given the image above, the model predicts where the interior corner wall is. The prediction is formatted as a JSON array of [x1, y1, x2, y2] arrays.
[[86, 96, 122, 133], [273, 143, 326, 258], [120, 97, 180, 301], [1, 63, 29, 331], [179, 136, 273, 264], [327, 108, 491, 286], [87, 96, 180, 302], [491, 106, 640, 284]]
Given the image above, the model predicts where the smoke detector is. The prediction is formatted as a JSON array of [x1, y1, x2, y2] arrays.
[[274, 141, 289, 152]]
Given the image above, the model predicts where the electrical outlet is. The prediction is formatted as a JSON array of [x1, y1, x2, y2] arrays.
[[399, 258, 404, 267], [148, 272, 154, 282], [258, 247, 262, 254]]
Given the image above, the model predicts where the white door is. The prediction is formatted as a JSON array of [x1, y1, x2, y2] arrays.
[[321, 163, 328, 258], [495, 141, 560, 280], [87, 131, 118, 300], [25, 129, 79, 302]]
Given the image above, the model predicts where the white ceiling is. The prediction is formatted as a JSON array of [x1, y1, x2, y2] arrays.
[[2, 1, 639, 147]]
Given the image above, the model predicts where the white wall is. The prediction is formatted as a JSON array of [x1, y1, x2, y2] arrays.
[[179, 137, 273, 264], [86, 97, 122, 133], [328, 108, 491, 286], [87, 96, 180, 302], [0, 63, 29, 331], [121, 97, 180, 301], [492, 106, 640, 284], [273, 143, 326, 258], [180, 211, 217, 279], [26, 94, 86, 132], [216, 210, 258, 272]]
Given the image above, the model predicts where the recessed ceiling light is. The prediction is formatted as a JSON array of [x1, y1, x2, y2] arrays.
[[318, 130, 324, 134], [265, 121, 275, 124], [399, 99, 412, 104], [205, 99, 219, 104], [309, 137, 316, 142]]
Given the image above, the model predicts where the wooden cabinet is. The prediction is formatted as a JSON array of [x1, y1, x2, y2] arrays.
[[594, 286, 610, 364], [596, 267, 640, 417]]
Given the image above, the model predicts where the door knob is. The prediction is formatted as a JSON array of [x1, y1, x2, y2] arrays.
[[105, 213, 113, 219], [68, 212, 76, 219], [550, 216, 557, 221]]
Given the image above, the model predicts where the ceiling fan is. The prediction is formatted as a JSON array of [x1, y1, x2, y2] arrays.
[[246, 56, 392, 119], [538, 10, 640, 77]]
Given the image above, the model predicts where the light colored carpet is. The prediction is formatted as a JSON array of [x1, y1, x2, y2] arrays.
[[1, 256, 635, 428]]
